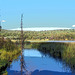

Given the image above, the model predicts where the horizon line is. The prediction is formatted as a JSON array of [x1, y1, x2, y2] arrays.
[[9, 27, 72, 31]]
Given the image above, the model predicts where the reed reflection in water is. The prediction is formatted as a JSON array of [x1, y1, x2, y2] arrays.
[[20, 53, 31, 75]]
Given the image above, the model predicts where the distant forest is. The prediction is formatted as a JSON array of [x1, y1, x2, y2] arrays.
[[1, 29, 75, 41]]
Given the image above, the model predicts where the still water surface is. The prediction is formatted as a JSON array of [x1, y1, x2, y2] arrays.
[[47, 40, 75, 43], [7, 49, 75, 75]]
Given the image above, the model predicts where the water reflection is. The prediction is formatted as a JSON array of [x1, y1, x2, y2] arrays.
[[7, 55, 30, 75], [20, 54, 28, 75], [7, 49, 75, 75], [34, 42, 75, 72], [7, 69, 75, 75]]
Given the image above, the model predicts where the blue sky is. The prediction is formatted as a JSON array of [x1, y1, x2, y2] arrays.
[[0, 0, 75, 29]]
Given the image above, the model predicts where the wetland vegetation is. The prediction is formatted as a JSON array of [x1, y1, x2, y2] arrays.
[[0, 29, 75, 75], [0, 37, 21, 75], [31, 42, 75, 72], [1, 29, 75, 41]]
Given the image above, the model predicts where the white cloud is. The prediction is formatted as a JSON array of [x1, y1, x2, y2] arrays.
[[72, 25, 75, 27], [10, 27, 71, 31], [1, 20, 6, 22]]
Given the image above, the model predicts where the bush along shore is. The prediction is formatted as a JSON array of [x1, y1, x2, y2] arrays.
[[0, 37, 21, 75]]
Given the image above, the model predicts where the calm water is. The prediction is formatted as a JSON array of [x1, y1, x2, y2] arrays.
[[47, 40, 75, 43], [7, 49, 75, 75]]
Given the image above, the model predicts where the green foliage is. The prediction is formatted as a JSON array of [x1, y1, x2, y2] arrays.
[[0, 37, 18, 51], [0, 60, 8, 68], [62, 43, 75, 71], [1, 29, 75, 40], [3, 71, 8, 75], [31, 43, 40, 49], [0, 37, 21, 74]]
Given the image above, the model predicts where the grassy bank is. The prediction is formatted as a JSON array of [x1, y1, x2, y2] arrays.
[[0, 37, 21, 75], [0, 49, 21, 75]]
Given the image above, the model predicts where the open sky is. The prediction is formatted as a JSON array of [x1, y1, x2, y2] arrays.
[[0, 0, 75, 29]]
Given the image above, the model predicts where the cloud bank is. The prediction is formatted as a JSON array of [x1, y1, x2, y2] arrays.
[[72, 25, 75, 27], [10, 27, 71, 31]]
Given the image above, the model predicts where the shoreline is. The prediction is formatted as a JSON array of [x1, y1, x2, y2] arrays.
[[11, 39, 75, 42]]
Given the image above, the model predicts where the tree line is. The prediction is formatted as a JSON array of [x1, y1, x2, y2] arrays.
[[1, 29, 75, 41]]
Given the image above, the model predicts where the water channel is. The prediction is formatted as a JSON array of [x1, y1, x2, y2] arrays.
[[7, 48, 75, 75]]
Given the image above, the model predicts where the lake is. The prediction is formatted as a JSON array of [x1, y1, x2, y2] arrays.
[[7, 48, 75, 75]]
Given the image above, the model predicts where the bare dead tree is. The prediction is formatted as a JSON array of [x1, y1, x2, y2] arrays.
[[0, 21, 1, 31], [0, 12, 1, 33], [20, 14, 29, 75], [20, 14, 24, 75]]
